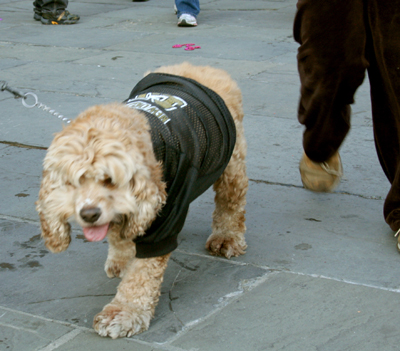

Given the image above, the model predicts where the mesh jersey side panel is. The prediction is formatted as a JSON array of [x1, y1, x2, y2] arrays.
[[134, 84, 230, 179]]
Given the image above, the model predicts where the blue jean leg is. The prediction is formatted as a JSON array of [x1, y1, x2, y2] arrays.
[[175, 0, 200, 18]]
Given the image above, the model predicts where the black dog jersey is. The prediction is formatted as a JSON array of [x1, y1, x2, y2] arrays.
[[124, 72, 236, 258]]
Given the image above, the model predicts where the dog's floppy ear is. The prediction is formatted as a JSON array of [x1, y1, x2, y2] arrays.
[[36, 171, 73, 253]]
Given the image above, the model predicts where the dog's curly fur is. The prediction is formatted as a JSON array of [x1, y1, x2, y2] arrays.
[[36, 62, 248, 339]]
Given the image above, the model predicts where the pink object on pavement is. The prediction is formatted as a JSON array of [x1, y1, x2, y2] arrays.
[[173, 43, 201, 50]]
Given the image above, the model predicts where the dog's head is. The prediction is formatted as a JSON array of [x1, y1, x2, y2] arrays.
[[36, 103, 166, 253]]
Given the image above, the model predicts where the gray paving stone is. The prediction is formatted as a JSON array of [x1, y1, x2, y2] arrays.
[[240, 77, 300, 117], [0, 146, 44, 219], [173, 272, 400, 351], [0, 42, 103, 64], [205, 0, 293, 11], [178, 183, 397, 289], [0, 307, 75, 351]]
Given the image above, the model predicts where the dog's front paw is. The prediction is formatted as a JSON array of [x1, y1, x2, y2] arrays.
[[206, 234, 247, 259], [104, 258, 131, 278], [93, 303, 151, 339]]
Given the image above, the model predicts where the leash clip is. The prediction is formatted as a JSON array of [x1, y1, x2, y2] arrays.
[[0, 80, 25, 99]]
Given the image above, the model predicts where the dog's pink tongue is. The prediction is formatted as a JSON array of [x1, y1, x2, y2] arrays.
[[83, 223, 109, 242]]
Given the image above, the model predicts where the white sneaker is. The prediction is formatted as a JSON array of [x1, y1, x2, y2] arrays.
[[177, 13, 197, 27]]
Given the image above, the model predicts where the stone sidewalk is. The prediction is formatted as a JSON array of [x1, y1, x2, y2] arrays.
[[1, 0, 400, 350]]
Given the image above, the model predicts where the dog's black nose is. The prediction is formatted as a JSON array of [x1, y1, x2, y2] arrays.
[[80, 207, 101, 223]]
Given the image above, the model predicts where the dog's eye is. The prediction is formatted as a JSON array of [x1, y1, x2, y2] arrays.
[[102, 177, 114, 188]]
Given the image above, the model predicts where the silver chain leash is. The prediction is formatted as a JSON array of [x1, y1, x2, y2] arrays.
[[1, 80, 71, 124]]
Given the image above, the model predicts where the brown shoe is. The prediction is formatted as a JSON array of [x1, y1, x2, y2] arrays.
[[299, 152, 343, 192], [395, 230, 400, 253]]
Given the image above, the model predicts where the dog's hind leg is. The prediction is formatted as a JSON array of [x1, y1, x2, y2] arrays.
[[206, 121, 248, 259], [104, 228, 136, 278], [94, 253, 170, 338]]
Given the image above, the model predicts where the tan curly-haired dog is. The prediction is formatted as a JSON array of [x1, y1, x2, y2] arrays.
[[36, 62, 248, 339]]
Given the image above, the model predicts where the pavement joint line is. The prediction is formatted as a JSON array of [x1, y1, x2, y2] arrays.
[[0, 321, 47, 336], [0, 140, 47, 150], [0, 213, 40, 225], [38, 328, 82, 351], [0, 305, 93, 332], [287, 270, 400, 294], [245, 113, 296, 120], [27, 294, 116, 305], [249, 178, 384, 200], [124, 337, 189, 351], [176, 250, 400, 294], [174, 248, 271, 269]]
